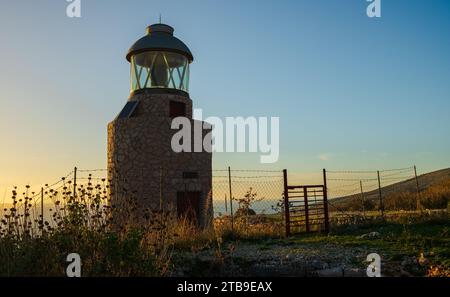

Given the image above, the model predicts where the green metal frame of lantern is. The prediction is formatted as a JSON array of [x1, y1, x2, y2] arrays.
[[130, 51, 190, 93]]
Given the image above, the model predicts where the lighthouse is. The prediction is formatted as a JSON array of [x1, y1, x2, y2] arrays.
[[107, 23, 213, 228]]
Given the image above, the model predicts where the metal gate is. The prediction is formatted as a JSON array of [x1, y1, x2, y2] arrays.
[[283, 169, 330, 237]]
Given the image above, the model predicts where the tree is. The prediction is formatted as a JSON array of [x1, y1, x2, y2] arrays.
[[235, 187, 263, 217]]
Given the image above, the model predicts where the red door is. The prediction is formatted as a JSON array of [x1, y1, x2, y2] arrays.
[[177, 191, 201, 226]]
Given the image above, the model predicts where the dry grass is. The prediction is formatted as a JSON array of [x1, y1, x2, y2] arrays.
[[1, 173, 448, 277], [0, 175, 182, 276], [0, 175, 282, 276]]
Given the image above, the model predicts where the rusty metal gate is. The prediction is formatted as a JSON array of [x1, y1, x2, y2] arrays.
[[283, 169, 330, 237]]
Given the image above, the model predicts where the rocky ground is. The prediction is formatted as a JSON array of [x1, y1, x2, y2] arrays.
[[171, 219, 450, 277], [172, 241, 367, 277]]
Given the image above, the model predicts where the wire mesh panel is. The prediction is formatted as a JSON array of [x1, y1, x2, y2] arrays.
[[212, 169, 284, 216], [324, 167, 420, 225], [212, 169, 285, 237]]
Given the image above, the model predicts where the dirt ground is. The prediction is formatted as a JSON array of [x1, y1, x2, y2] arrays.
[[171, 219, 450, 277]]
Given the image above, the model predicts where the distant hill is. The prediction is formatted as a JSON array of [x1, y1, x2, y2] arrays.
[[332, 168, 450, 210]]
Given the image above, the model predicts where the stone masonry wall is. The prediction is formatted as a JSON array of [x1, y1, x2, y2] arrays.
[[107, 91, 213, 228]]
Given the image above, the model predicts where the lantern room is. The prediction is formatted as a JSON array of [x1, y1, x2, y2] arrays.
[[126, 24, 193, 94]]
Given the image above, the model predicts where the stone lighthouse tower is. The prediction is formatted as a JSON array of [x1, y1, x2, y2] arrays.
[[107, 23, 213, 228]]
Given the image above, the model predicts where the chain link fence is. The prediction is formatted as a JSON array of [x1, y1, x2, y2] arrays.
[[324, 166, 446, 225], [211, 168, 285, 237], [2, 164, 446, 238]]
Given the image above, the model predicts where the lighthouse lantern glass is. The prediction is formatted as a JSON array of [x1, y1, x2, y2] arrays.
[[130, 51, 190, 93]]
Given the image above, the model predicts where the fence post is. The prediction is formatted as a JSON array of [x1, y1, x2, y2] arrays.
[[73, 166, 77, 199], [377, 170, 384, 218], [24, 187, 29, 235], [228, 166, 234, 233], [304, 187, 310, 233], [414, 165, 421, 211], [283, 169, 291, 237], [41, 187, 44, 235], [360, 180, 366, 218], [322, 169, 330, 233], [224, 194, 228, 214]]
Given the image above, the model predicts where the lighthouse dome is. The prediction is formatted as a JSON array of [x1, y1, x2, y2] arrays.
[[126, 24, 193, 62]]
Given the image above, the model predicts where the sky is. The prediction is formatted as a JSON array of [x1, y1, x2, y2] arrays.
[[0, 0, 450, 193]]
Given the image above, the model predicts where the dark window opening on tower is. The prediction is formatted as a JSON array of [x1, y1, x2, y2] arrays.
[[170, 101, 186, 118], [117, 100, 140, 119], [182, 171, 199, 179]]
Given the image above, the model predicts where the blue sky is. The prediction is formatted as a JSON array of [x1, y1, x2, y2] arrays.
[[0, 0, 449, 188]]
